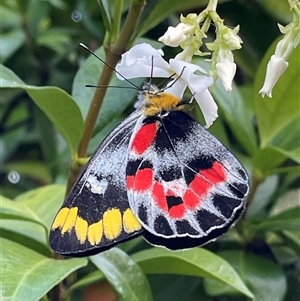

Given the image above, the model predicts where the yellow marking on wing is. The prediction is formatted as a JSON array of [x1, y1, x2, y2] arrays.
[[75, 216, 88, 244], [103, 208, 122, 240], [144, 92, 183, 116], [61, 207, 78, 234], [88, 220, 103, 246], [52, 207, 70, 229], [123, 209, 142, 233]]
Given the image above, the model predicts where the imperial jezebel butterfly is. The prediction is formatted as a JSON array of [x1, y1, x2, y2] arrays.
[[49, 81, 249, 256]]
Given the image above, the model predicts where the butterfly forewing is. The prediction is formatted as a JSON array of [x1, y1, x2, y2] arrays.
[[126, 110, 249, 247], [50, 111, 144, 256]]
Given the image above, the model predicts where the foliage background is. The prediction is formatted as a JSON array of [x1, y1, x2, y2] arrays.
[[0, 0, 299, 301]]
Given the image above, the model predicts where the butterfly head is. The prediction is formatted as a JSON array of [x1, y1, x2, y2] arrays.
[[136, 84, 184, 116]]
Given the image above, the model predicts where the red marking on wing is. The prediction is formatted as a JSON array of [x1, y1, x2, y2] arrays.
[[131, 123, 158, 155], [153, 182, 168, 212], [183, 189, 199, 209], [182, 175, 211, 210], [190, 175, 211, 198], [201, 162, 226, 184], [169, 204, 185, 219], [134, 168, 153, 191], [182, 162, 226, 210], [126, 175, 134, 189]]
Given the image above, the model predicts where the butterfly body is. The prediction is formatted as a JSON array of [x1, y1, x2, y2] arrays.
[[50, 85, 249, 256]]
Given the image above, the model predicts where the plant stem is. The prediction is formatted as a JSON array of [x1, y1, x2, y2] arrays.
[[77, 1, 145, 161]]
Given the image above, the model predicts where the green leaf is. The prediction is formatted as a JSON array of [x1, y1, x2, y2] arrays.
[[0, 64, 84, 157], [196, 59, 257, 155], [15, 184, 65, 230], [37, 29, 72, 55], [253, 146, 288, 172], [90, 248, 153, 301], [0, 29, 26, 63], [132, 248, 253, 299], [0, 196, 46, 228], [270, 189, 300, 216], [98, 0, 112, 32], [212, 80, 257, 156], [254, 41, 300, 147], [246, 175, 279, 218], [204, 251, 286, 301], [148, 275, 202, 301], [252, 206, 300, 232], [0, 238, 87, 301], [1, 219, 50, 256]]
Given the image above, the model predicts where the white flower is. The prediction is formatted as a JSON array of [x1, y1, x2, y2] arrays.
[[259, 19, 299, 98], [158, 23, 192, 47], [215, 49, 236, 91], [216, 59, 236, 92], [116, 43, 217, 127], [259, 55, 289, 98]]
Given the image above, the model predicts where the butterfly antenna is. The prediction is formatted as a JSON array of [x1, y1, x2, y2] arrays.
[[163, 67, 186, 92], [156, 73, 177, 91], [86, 84, 137, 90], [79, 43, 141, 90]]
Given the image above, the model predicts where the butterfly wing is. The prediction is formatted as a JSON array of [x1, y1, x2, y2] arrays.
[[50, 110, 144, 256], [126, 110, 249, 248]]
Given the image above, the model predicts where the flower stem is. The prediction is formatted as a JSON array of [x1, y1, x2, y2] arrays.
[[206, 0, 218, 11]]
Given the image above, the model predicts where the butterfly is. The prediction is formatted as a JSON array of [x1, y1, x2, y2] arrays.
[[49, 84, 249, 256]]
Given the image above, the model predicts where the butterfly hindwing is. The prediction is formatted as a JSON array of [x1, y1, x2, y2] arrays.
[[50, 111, 144, 256], [126, 110, 249, 248]]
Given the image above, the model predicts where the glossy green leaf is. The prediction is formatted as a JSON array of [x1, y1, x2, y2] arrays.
[[269, 146, 300, 164], [90, 248, 153, 301], [204, 251, 286, 301], [0, 196, 45, 228], [0, 238, 87, 301], [254, 42, 300, 148], [253, 146, 288, 172], [1, 219, 50, 256], [132, 248, 253, 299], [246, 175, 279, 218], [252, 206, 300, 232], [212, 80, 257, 156], [1, 4, 22, 29], [0, 64, 84, 157], [270, 189, 300, 215], [195, 59, 257, 155], [0, 29, 26, 63], [72, 47, 143, 133], [37, 29, 72, 55], [148, 275, 202, 301], [98, 0, 112, 32], [15, 184, 65, 230]]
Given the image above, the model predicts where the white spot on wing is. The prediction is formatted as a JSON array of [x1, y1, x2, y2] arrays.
[[85, 175, 108, 195]]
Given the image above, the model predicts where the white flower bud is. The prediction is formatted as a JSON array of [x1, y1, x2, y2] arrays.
[[159, 23, 192, 47], [215, 49, 236, 91], [259, 55, 289, 98], [216, 59, 236, 91]]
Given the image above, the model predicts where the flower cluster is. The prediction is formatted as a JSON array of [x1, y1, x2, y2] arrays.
[[116, 1, 244, 127], [116, 44, 216, 128], [259, 2, 300, 98]]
